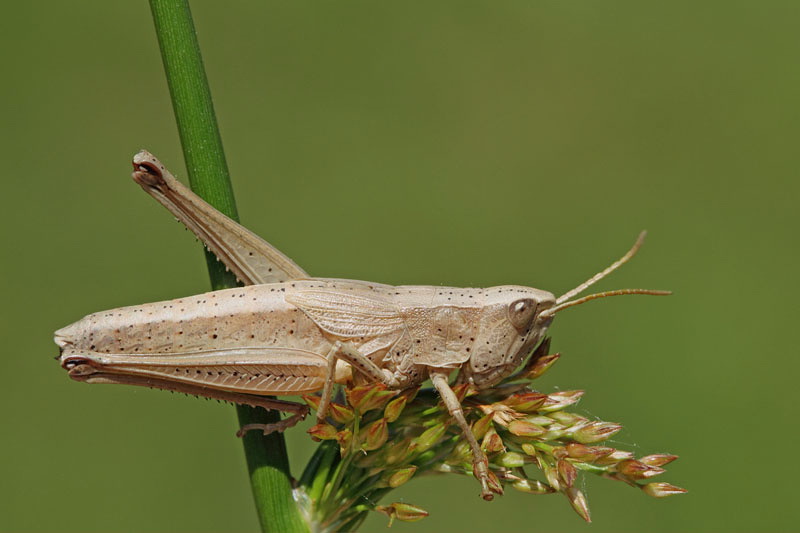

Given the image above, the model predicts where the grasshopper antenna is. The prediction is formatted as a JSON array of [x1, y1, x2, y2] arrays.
[[538, 231, 670, 319], [556, 231, 647, 305]]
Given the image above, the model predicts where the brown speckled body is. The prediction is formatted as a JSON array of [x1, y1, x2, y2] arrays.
[[56, 278, 555, 396]]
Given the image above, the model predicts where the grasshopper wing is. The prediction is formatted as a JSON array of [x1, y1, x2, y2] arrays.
[[132, 150, 308, 285], [286, 281, 406, 340]]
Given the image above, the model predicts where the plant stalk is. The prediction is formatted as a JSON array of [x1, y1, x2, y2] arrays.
[[148, 1, 308, 531]]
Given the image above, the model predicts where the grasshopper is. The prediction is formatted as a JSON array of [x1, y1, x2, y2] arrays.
[[55, 151, 669, 500]]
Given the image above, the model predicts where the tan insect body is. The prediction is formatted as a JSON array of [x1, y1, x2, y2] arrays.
[[55, 151, 669, 500]]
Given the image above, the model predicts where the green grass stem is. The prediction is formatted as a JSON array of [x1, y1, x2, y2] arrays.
[[147, 1, 308, 531]]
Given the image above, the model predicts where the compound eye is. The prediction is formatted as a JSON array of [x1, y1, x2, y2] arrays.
[[508, 298, 537, 330]]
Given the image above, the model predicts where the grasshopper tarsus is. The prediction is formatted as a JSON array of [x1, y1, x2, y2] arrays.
[[236, 413, 306, 438], [473, 457, 503, 500]]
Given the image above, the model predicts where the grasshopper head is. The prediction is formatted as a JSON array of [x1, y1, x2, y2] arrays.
[[462, 286, 556, 389]]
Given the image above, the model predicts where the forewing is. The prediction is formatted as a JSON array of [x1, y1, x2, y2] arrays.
[[286, 283, 406, 339], [132, 150, 308, 285]]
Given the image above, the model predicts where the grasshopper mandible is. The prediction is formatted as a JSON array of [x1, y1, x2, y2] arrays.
[[55, 151, 669, 500]]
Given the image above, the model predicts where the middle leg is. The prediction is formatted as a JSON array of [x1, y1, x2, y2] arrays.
[[316, 341, 405, 423]]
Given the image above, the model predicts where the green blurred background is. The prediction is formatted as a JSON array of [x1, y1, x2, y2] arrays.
[[1, 2, 797, 531]]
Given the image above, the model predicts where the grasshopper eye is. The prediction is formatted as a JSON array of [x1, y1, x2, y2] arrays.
[[507, 298, 537, 330]]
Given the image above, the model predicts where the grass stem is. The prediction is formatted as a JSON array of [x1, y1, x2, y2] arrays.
[[148, 2, 308, 531]]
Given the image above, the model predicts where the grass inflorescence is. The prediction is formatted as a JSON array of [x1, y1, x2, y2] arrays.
[[295, 339, 685, 530]]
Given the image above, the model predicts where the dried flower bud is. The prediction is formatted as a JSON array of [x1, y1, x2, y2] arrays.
[[361, 418, 389, 451], [302, 394, 321, 411], [542, 423, 568, 440], [526, 415, 554, 426], [525, 353, 561, 380], [375, 502, 429, 526], [595, 449, 635, 465], [639, 454, 679, 467], [521, 443, 538, 456], [487, 404, 522, 426], [548, 411, 588, 427], [503, 392, 548, 412], [384, 437, 416, 465], [336, 428, 353, 455], [642, 482, 688, 498], [347, 384, 397, 413], [472, 414, 494, 439], [390, 502, 430, 522], [329, 403, 355, 424], [307, 423, 338, 441], [507, 419, 546, 437], [565, 487, 591, 522], [616, 460, 665, 480], [540, 390, 584, 412], [512, 478, 554, 494], [385, 466, 418, 488], [346, 383, 380, 407], [383, 396, 407, 422], [482, 429, 506, 453], [571, 421, 623, 444], [497, 451, 526, 468], [415, 423, 447, 452], [541, 460, 561, 492], [551, 446, 568, 459], [365, 390, 398, 412], [558, 459, 578, 488], [565, 442, 589, 458], [566, 443, 614, 462]]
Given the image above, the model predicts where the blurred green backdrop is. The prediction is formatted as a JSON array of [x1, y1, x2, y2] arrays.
[[1, 2, 797, 531]]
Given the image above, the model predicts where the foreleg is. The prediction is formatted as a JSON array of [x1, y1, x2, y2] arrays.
[[430, 370, 501, 501]]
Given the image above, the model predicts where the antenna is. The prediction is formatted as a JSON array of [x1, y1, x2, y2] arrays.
[[556, 231, 648, 305], [538, 231, 670, 320], [539, 288, 671, 319]]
